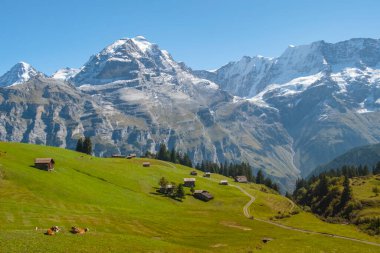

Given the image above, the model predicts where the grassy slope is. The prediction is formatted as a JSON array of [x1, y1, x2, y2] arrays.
[[0, 142, 379, 252], [351, 175, 380, 219]]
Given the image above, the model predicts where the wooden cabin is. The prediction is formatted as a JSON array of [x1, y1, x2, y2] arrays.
[[111, 154, 125, 158], [126, 155, 132, 159], [193, 190, 213, 201], [190, 170, 198, 176], [159, 184, 174, 194], [235, 176, 248, 183], [219, 180, 228, 185], [203, 172, 211, 178], [130, 153, 137, 158], [183, 178, 196, 187], [34, 158, 55, 171], [142, 162, 151, 167]]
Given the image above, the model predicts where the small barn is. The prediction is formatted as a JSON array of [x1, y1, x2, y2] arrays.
[[34, 158, 55, 171], [193, 190, 213, 201], [219, 180, 228, 185], [142, 162, 151, 167], [112, 154, 125, 158], [130, 153, 137, 158], [126, 155, 132, 159], [183, 178, 196, 187], [190, 170, 198, 176], [203, 172, 211, 178], [159, 184, 174, 194], [235, 176, 248, 183]]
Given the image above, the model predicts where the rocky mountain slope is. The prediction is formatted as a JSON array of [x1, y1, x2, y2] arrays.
[[310, 143, 380, 177], [1, 37, 380, 189]]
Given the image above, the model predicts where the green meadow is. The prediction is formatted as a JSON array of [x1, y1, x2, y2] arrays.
[[0, 142, 379, 252]]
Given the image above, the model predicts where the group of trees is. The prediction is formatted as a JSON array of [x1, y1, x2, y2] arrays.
[[151, 144, 192, 168], [75, 136, 92, 155], [195, 161, 280, 192], [158, 177, 185, 199], [150, 143, 280, 192], [292, 174, 357, 219]]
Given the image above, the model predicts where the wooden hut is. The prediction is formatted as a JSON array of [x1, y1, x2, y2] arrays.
[[142, 162, 151, 167], [183, 178, 196, 187], [219, 180, 228, 185], [203, 172, 211, 178], [235, 176, 248, 183], [34, 158, 55, 171], [193, 190, 213, 201], [190, 170, 198, 176]]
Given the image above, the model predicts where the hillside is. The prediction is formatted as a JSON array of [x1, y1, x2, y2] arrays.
[[310, 143, 380, 177], [0, 142, 380, 252]]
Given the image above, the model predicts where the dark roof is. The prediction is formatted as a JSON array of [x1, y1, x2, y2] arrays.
[[34, 158, 54, 164]]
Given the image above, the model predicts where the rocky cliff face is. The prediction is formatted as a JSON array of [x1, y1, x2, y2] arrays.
[[1, 37, 380, 189]]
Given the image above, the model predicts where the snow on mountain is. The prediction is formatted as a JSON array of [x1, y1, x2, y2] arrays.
[[0, 62, 46, 87], [71, 36, 182, 86], [52, 67, 80, 80], [195, 38, 380, 98]]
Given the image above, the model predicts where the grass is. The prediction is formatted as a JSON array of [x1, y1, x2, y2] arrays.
[[0, 142, 379, 252]]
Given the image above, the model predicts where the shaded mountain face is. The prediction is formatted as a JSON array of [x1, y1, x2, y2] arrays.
[[309, 143, 380, 178], [1, 37, 380, 190]]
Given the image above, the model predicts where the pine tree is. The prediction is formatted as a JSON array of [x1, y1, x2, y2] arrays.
[[76, 138, 84, 153], [157, 144, 169, 161], [339, 176, 352, 211], [83, 136, 92, 155], [176, 183, 185, 199], [158, 177, 168, 188], [170, 147, 177, 163], [256, 169, 265, 184]]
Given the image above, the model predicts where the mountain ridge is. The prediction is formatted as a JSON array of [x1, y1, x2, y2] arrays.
[[1, 36, 380, 189]]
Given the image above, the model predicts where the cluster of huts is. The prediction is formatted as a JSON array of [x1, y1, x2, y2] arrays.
[[183, 171, 248, 202], [33, 156, 249, 204]]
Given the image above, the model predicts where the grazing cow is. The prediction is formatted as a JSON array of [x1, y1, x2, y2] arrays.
[[44, 226, 59, 236], [71, 226, 89, 234]]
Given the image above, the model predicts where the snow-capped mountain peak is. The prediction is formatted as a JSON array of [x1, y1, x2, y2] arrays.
[[51, 67, 80, 80], [71, 36, 182, 85], [0, 61, 45, 87]]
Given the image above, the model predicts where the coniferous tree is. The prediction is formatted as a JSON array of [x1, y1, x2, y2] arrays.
[[339, 176, 352, 208], [76, 138, 84, 153], [256, 169, 265, 184], [176, 183, 185, 199], [157, 144, 169, 161], [170, 147, 177, 163], [83, 136, 92, 155]]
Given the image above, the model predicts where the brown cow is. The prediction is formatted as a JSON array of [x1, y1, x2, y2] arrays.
[[44, 226, 60, 236], [70, 226, 89, 234]]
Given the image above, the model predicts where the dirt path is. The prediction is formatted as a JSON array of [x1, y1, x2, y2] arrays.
[[230, 183, 380, 247]]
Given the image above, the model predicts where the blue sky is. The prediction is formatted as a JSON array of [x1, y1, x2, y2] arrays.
[[1, 0, 380, 75]]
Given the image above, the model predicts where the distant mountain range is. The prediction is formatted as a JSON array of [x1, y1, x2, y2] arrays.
[[310, 143, 380, 177], [1, 36, 380, 189]]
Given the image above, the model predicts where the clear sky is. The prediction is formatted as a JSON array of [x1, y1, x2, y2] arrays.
[[1, 0, 380, 75]]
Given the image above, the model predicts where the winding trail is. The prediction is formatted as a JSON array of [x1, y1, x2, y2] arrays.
[[230, 183, 380, 247], [159, 162, 379, 247]]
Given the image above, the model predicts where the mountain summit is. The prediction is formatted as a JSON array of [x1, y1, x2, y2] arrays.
[[71, 36, 179, 85], [0, 62, 46, 87]]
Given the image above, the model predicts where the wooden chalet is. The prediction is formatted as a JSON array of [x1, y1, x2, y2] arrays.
[[235, 176, 248, 183], [190, 170, 198, 176], [111, 154, 125, 158], [129, 153, 137, 158], [159, 184, 174, 194], [183, 178, 196, 187], [219, 180, 228, 185], [203, 172, 211, 178], [34, 158, 55, 171], [193, 190, 213, 201], [142, 162, 151, 167]]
